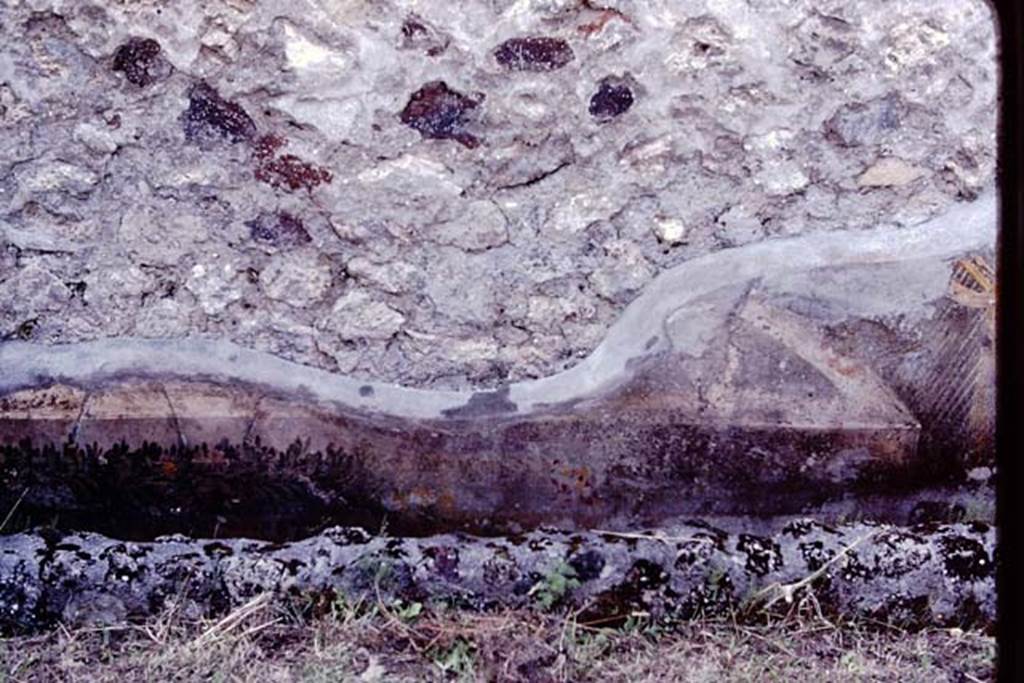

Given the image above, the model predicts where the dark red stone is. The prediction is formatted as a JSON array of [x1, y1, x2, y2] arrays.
[[589, 79, 634, 120], [399, 81, 483, 148], [112, 38, 163, 87], [183, 82, 257, 144], [253, 133, 287, 160], [494, 37, 575, 72], [253, 134, 332, 193], [255, 153, 332, 192]]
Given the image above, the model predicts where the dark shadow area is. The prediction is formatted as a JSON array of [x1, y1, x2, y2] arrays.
[[995, 0, 1024, 681], [0, 435, 994, 543], [1, 439, 397, 542]]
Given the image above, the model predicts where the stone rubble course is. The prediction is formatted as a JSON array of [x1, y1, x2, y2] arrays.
[[0, 521, 995, 635], [0, 0, 997, 390]]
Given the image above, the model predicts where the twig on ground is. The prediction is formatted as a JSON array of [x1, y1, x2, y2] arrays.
[[592, 529, 717, 547], [190, 593, 272, 649], [738, 626, 798, 658], [750, 530, 878, 612], [0, 488, 28, 533]]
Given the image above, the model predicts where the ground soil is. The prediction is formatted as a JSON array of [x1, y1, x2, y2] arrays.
[[0, 598, 995, 682]]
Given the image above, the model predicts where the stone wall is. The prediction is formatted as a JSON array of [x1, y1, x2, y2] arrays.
[[0, 0, 997, 389], [0, 0, 999, 635]]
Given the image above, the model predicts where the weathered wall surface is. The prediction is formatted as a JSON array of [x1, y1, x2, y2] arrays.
[[0, 198, 997, 536], [0, 0, 998, 389]]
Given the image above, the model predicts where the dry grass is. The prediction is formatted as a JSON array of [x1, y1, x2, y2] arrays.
[[0, 594, 995, 682]]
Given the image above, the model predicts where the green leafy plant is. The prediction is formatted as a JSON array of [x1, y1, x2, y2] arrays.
[[393, 600, 423, 623], [430, 638, 476, 679], [530, 561, 581, 610]]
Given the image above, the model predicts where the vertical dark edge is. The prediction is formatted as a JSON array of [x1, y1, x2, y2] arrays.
[[994, 0, 1022, 681]]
